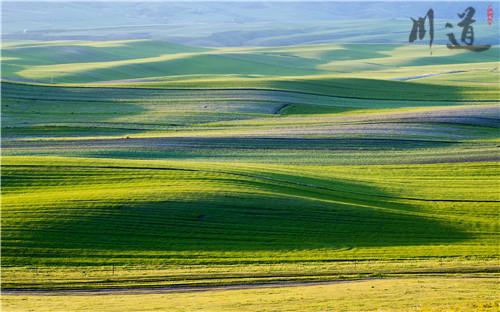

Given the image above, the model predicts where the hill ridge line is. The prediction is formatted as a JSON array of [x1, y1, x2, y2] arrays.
[[2, 80, 499, 103]]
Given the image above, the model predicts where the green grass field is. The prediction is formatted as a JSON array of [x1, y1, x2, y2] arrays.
[[1, 37, 499, 311]]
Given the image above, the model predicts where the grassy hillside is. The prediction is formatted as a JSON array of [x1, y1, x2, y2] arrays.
[[1, 39, 499, 294], [3, 40, 499, 89], [2, 156, 499, 289]]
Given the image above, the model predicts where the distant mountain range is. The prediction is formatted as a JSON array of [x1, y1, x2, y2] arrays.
[[3, 1, 499, 46]]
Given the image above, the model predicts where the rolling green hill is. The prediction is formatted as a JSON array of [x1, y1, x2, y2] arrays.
[[3, 40, 499, 87], [1, 40, 499, 294]]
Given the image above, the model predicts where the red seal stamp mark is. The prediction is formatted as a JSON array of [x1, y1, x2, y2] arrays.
[[487, 4, 493, 25]]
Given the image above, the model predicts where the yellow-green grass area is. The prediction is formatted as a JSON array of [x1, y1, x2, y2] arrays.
[[2, 258, 499, 291], [2, 156, 499, 289], [3, 278, 499, 312], [2, 39, 499, 92]]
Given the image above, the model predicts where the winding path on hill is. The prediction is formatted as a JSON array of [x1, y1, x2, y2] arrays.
[[390, 71, 467, 81]]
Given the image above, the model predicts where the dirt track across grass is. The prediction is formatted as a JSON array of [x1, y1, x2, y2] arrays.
[[2, 278, 388, 296]]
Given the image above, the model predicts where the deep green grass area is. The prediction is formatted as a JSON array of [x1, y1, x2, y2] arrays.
[[0, 160, 477, 254], [105, 76, 498, 101], [2, 156, 499, 289], [2, 81, 498, 134], [3, 81, 499, 167]]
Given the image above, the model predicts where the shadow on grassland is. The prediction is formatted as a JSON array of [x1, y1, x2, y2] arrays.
[[2, 164, 473, 266]]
